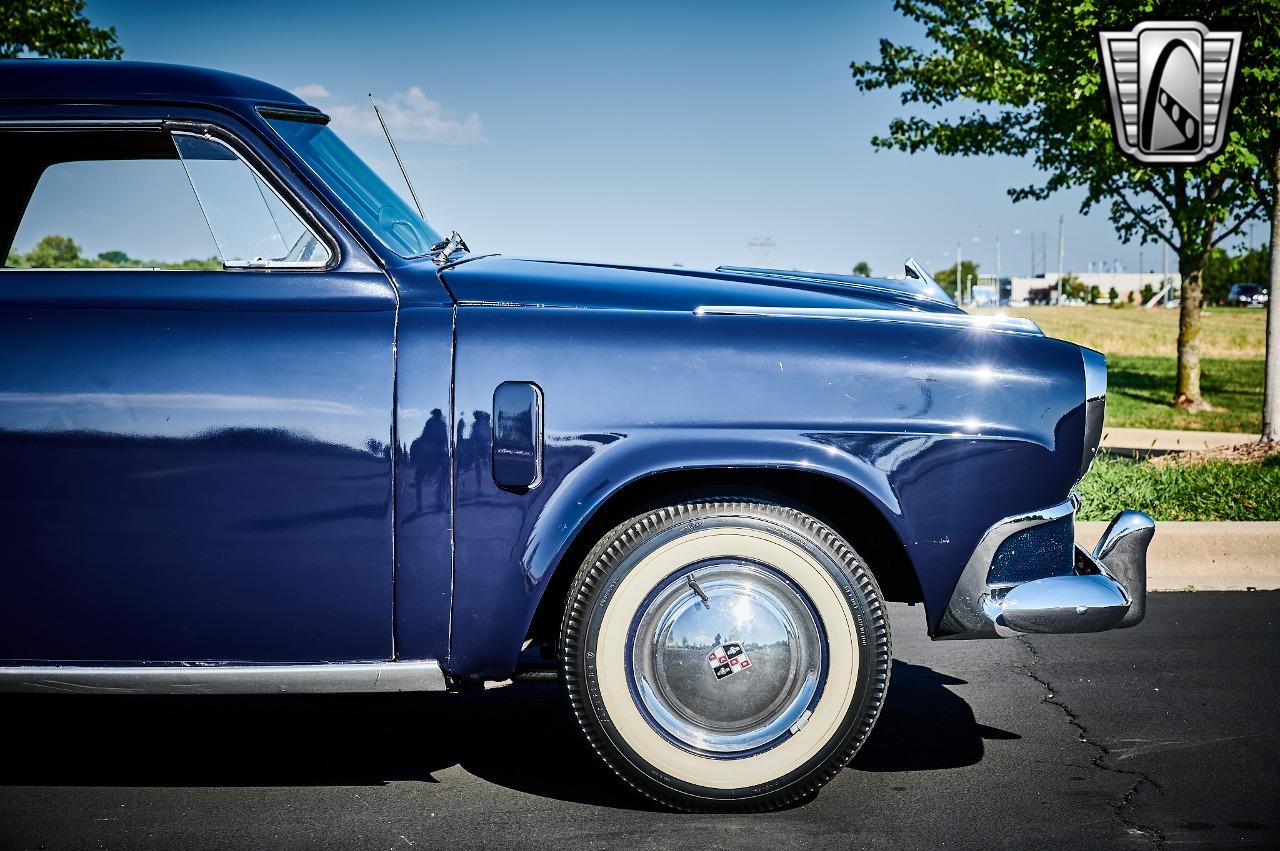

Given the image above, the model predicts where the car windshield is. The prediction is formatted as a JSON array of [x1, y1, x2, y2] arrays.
[[263, 114, 443, 259]]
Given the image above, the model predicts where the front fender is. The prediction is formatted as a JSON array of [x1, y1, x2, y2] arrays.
[[443, 305, 1084, 678]]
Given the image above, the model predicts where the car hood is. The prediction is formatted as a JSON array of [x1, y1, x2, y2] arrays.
[[440, 256, 966, 315]]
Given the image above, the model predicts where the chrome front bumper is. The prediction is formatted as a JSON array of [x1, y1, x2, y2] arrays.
[[936, 499, 1154, 640]]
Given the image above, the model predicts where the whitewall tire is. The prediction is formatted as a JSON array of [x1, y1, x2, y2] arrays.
[[560, 499, 891, 811]]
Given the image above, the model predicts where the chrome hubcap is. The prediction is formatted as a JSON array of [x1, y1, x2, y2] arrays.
[[629, 560, 825, 755]]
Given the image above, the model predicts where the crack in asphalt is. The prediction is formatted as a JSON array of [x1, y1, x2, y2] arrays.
[[1018, 636, 1167, 849]]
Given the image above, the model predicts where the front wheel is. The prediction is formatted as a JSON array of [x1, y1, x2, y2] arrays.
[[560, 499, 891, 811]]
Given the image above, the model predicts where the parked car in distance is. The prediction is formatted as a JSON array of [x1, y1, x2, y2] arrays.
[[0, 61, 1155, 812], [1225, 283, 1269, 307]]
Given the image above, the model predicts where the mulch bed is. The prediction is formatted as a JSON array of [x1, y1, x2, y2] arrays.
[[1149, 440, 1280, 469]]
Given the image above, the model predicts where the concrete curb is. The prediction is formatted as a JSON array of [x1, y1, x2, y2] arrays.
[[1100, 427, 1258, 452], [1077, 520, 1280, 591]]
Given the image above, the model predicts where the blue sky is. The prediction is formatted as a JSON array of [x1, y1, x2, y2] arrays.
[[76, 0, 1265, 277]]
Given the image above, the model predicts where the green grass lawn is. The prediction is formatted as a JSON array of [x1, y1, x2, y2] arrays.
[[1106, 356, 1264, 433], [1077, 453, 1280, 521]]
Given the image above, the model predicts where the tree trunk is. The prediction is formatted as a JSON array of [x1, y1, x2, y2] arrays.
[[1263, 146, 1280, 441], [1174, 249, 1212, 411]]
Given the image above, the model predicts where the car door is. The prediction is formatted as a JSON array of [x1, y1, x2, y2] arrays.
[[0, 120, 398, 663]]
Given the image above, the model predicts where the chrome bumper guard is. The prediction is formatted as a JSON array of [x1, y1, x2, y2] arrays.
[[937, 500, 1154, 640]]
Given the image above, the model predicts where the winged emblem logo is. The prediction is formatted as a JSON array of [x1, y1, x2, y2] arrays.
[[1098, 21, 1242, 165]]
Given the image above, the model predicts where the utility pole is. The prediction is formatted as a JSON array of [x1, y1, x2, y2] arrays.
[[955, 242, 963, 305], [1056, 215, 1065, 301], [1028, 231, 1048, 279], [995, 235, 1002, 279]]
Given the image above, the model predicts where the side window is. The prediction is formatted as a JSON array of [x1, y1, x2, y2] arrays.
[[1, 127, 329, 271], [173, 133, 329, 267], [4, 129, 222, 270]]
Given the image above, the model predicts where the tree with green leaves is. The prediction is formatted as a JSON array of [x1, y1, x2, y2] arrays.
[[1, 0, 121, 59], [25, 234, 81, 267], [1058, 272, 1086, 302], [933, 259, 978, 299], [5, 234, 220, 270], [852, 0, 1274, 413], [1203, 245, 1271, 304], [852, 260, 872, 276]]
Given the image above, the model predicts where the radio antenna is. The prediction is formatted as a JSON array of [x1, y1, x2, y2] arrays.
[[369, 93, 426, 221]]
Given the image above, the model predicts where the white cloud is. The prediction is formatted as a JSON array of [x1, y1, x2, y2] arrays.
[[290, 83, 332, 100], [318, 86, 484, 145]]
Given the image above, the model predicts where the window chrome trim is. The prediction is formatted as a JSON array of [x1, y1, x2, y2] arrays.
[[223, 259, 328, 269], [0, 660, 446, 695], [0, 117, 342, 273], [170, 127, 336, 271]]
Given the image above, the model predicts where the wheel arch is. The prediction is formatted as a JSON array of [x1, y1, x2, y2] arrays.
[[524, 465, 922, 651]]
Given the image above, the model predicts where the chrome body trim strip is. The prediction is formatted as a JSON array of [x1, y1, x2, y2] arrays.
[[936, 499, 1153, 640], [1080, 347, 1108, 478], [0, 660, 447, 695], [694, 305, 1044, 336]]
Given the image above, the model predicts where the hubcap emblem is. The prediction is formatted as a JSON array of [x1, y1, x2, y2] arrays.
[[707, 642, 752, 679]]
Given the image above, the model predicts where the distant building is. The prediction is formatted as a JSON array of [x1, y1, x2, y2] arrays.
[[1007, 272, 1181, 304], [972, 275, 1011, 307]]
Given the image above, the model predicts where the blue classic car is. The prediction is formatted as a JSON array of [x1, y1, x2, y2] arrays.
[[0, 61, 1153, 811]]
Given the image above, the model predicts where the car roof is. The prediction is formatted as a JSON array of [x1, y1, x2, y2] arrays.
[[0, 59, 307, 110]]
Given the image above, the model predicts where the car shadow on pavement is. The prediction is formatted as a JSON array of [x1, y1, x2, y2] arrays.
[[0, 679, 655, 809], [0, 660, 1014, 808], [852, 660, 1020, 773]]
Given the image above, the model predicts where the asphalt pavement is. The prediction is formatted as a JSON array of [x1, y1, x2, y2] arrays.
[[2, 592, 1276, 850]]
